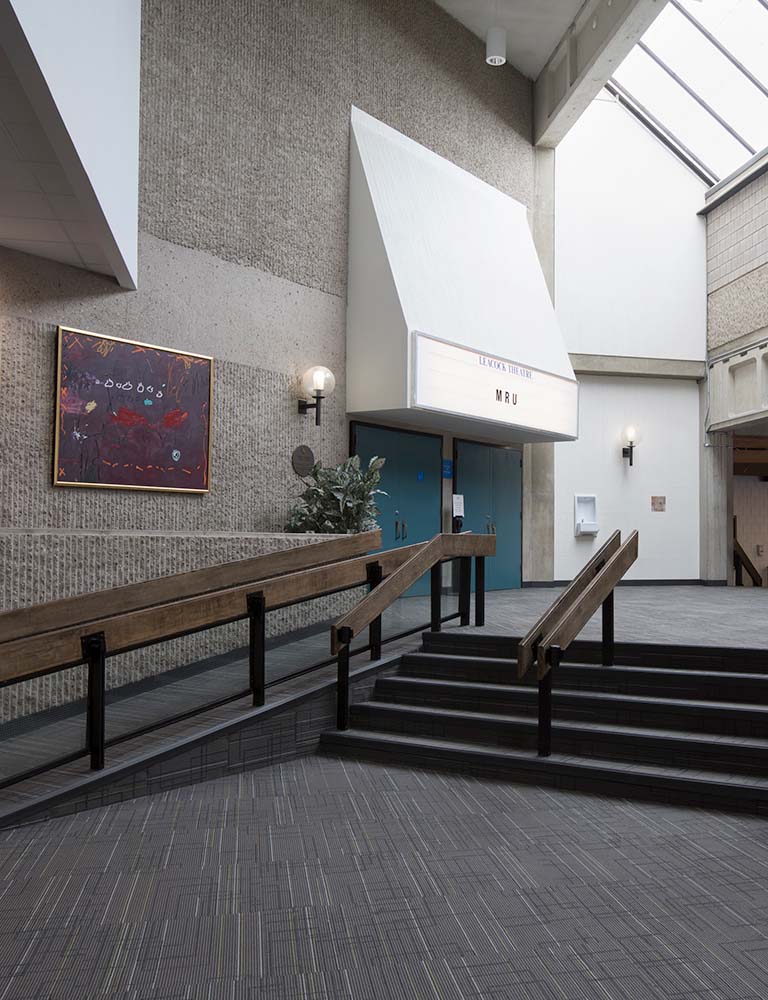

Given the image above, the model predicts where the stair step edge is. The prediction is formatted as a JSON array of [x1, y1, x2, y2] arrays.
[[322, 730, 768, 792], [356, 702, 768, 748]]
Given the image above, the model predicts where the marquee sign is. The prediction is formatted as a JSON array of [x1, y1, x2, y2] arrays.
[[412, 333, 578, 439]]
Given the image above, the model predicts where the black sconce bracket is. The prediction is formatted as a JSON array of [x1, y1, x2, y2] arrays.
[[622, 442, 635, 467], [298, 391, 324, 426]]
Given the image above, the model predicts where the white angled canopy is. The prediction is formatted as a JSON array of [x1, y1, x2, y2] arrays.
[[346, 107, 578, 444]]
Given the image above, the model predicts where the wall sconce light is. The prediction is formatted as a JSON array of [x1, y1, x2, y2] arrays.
[[298, 366, 336, 426], [622, 425, 639, 466]]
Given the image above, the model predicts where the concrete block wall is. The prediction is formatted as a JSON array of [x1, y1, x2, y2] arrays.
[[707, 171, 768, 294], [707, 170, 768, 352]]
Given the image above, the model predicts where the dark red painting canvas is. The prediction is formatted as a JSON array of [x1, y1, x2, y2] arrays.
[[54, 327, 213, 493]]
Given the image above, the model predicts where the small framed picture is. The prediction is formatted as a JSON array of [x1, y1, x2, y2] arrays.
[[651, 495, 666, 512], [54, 326, 213, 494]]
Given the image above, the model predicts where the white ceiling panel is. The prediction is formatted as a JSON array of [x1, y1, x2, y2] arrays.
[[433, 0, 585, 78]]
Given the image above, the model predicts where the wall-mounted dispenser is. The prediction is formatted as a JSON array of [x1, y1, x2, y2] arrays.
[[574, 495, 598, 536]]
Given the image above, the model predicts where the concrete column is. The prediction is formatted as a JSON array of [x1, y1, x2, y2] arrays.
[[523, 146, 556, 583], [699, 378, 732, 584], [523, 442, 555, 583]]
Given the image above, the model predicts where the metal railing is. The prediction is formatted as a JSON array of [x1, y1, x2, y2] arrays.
[[0, 529, 476, 787], [518, 530, 639, 757], [331, 532, 496, 729]]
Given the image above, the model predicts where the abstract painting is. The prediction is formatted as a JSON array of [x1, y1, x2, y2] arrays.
[[54, 326, 213, 493]]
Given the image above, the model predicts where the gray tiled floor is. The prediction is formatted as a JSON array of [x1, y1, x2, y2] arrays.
[[3, 754, 768, 998]]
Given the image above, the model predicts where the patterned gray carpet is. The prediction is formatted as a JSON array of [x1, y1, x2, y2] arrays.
[[2, 755, 768, 999]]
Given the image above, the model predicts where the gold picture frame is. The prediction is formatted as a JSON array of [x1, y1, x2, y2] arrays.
[[53, 326, 214, 494]]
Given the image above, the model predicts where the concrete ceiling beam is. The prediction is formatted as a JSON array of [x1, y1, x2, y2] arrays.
[[534, 0, 668, 148]]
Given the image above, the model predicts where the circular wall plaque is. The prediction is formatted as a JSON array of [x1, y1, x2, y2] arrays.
[[291, 445, 315, 477]]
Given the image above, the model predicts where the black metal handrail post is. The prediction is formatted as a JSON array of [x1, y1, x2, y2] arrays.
[[82, 632, 106, 770], [367, 561, 383, 660], [430, 563, 442, 632], [337, 626, 353, 729], [474, 556, 485, 627], [459, 557, 471, 627], [602, 590, 615, 666], [247, 591, 266, 707], [538, 645, 559, 758]]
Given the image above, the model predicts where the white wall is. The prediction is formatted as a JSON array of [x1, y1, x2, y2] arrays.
[[7, 0, 140, 287], [555, 94, 707, 362], [554, 376, 701, 580]]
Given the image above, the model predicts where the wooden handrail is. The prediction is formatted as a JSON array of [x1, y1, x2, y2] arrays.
[[734, 537, 763, 587], [0, 529, 382, 645], [1, 532, 406, 686], [537, 530, 638, 678], [331, 532, 496, 653], [517, 530, 621, 679]]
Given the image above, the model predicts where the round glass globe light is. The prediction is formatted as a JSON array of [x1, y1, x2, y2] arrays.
[[623, 425, 639, 445], [301, 366, 336, 397]]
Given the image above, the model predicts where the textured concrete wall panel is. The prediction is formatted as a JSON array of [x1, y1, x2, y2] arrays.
[[708, 261, 768, 352], [139, 0, 534, 296], [0, 234, 346, 379], [0, 315, 345, 536]]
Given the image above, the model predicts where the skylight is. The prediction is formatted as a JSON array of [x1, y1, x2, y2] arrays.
[[609, 0, 768, 184]]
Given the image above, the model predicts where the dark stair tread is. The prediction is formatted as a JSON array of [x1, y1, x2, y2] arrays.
[[356, 700, 768, 750], [403, 652, 516, 668], [321, 729, 768, 793], [419, 633, 768, 673], [404, 652, 768, 685], [558, 664, 768, 683], [379, 675, 768, 716]]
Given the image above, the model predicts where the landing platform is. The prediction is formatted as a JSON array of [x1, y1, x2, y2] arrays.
[[479, 583, 768, 647]]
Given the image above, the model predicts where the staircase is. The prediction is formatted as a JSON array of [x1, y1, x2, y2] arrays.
[[321, 631, 768, 814]]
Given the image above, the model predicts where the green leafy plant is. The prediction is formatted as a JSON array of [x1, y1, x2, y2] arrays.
[[285, 455, 387, 534]]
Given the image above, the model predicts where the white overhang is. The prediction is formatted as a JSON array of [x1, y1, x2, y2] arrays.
[[0, 0, 140, 288], [346, 107, 578, 445]]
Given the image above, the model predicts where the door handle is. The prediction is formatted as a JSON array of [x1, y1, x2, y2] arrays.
[[394, 520, 400, 540], [402, 520, 408, 540]]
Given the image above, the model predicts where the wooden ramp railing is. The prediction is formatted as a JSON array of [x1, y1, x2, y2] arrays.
[[522, 530, 639, 757], [0, 529, 382, 646], [1, 528, 472, 785], [331, 532, 496, 729], [517, 530, 621, 680]]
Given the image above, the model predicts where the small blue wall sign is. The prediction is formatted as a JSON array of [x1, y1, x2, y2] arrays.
[[442, 459, 453, 479]]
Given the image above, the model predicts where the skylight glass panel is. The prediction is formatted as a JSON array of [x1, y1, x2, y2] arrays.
[[611, 0, 768, 183], [613, 46, 750, 179], [678, 0, 768, 88], [642, 5, 768, 154]]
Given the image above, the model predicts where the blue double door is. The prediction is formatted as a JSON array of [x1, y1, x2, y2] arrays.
[[352, 423, 522, 593], [454, 439, 522, 591], [352, 423, 442, 595]]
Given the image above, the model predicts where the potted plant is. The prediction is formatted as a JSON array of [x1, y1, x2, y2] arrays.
[[285, 455, 386, 534]]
